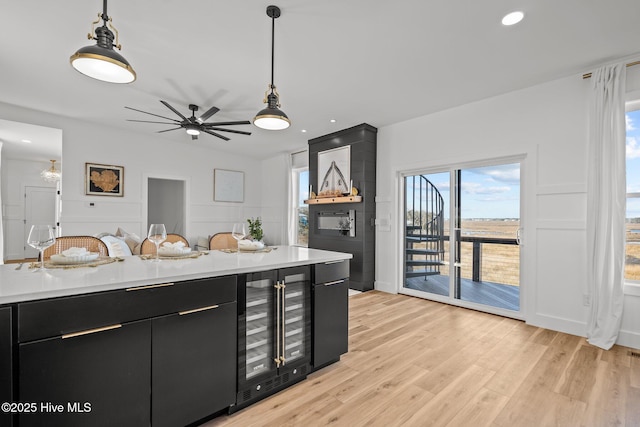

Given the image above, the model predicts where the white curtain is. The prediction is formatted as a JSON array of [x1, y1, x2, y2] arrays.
[[586, 63, 627, 350], [285, 152, 296, 245]]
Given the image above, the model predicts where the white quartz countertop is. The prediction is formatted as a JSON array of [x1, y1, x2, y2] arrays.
[[0, 246, 352, 305]]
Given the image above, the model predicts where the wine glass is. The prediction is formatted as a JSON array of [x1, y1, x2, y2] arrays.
[[148, 224, 167, 262], [231, 223, 247, 252], [27, 225, 56, 271]]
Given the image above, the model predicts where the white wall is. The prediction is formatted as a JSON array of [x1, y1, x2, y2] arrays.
[[375, 73, 640, 349], [0, 101, 264, 248]]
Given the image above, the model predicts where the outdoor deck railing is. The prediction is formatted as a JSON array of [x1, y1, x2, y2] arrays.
[[444, 234, 519, 283]]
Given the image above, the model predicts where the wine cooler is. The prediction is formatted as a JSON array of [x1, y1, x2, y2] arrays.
[[233, 266, 311, 411]]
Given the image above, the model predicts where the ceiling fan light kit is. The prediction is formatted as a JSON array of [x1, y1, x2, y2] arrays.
[[70, 0, 136, 83], [253, 5, 291, 131]]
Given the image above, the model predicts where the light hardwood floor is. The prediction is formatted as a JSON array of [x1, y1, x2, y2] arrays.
[[204, 291, 640, 427]]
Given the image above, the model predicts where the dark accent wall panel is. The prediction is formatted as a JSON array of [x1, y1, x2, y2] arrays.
[[308, 123, 377, 291]]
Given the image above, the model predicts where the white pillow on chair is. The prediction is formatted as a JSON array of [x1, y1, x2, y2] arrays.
[[100, 235, 133, 257]]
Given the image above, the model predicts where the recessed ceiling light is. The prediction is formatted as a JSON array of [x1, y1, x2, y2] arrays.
[[301, 129, 307, 133], [21, 139, 32, 143], [502, 11, 524, 26], [330, 119, 336, 123]]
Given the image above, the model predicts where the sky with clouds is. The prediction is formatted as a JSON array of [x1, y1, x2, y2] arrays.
[[406, 163, 520, 220]]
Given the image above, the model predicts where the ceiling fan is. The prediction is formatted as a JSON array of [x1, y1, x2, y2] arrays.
[[125, 101, 252, 141]]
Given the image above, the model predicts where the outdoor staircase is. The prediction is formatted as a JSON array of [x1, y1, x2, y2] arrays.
[[405, 176, 445, 279]]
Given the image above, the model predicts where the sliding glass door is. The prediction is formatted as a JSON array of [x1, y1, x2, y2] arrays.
[[403, 161, 521, 315]]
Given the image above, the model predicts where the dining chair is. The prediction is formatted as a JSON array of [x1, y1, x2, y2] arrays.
[[42, 236, 109, 260], [140, 233, 190, 255], [208, 232, 238, 250]]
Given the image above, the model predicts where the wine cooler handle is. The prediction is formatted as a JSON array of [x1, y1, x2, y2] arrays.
[[280, 280, 287, 366], [274, 281, 281, 368]]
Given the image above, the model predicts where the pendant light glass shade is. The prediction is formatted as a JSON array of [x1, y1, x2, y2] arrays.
[[41, 160, 61, 183], [70, 0, 136, 84], [254, 5, 290, 130]]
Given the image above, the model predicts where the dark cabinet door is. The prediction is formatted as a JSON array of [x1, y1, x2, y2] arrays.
[[152, 301, 237, 427], [18, 320, 151, 427], [313, 278, 349, 368], [0, 307, 12, 427]]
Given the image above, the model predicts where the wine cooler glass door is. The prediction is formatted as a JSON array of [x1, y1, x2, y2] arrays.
[[279, 267, 311, 365], [243, 272, 277, 381]]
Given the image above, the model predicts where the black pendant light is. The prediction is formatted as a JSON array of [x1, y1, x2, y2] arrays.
[[253, 5, 291, 130], [70, 0, 136, 84]]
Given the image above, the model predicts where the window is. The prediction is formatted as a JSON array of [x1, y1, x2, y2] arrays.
[[290, 151, 309, 246], [625, 109, 640, 284], [292, 168, 309, 245]]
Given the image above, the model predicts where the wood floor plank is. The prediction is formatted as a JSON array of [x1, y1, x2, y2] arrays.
[[626, 386, 640, 425], [202, 291, 639, 427], [483, 339, 547, 397], [309, 363, 430, 426], [445, 387, 509, 427], [581, 359, 629, 426], [361, 384, 436, 427], [403, 364, 496, 426], [630, 354, 640, 388], [555, 344, 601, 402]]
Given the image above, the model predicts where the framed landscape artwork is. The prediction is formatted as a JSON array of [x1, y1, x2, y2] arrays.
[[85, 163, 124, 196]]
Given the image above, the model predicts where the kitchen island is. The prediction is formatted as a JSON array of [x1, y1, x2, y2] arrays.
[[0, 246, 351, 427]]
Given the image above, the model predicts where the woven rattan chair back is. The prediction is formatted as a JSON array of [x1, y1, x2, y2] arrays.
[[140, 233, 189, 255], [42, 236, 109, 260], [208, 232, 238, 250]]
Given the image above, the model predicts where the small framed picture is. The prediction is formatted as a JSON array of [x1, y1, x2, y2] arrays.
[[85, 163, 124, 196], [214, 169, 244, 202]]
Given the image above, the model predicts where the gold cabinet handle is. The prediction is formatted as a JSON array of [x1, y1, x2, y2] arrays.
[[179, 305, 219, 316], [62, 324, 122, 339], [125, 282, 174, 291]]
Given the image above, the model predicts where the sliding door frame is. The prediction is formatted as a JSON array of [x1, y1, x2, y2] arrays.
[[397, 153, 529, 321]]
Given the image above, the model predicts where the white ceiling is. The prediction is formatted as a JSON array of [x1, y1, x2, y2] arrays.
[[1, 0, 640, 159]]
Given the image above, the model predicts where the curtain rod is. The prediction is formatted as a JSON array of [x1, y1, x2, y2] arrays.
[[582, 61, 640, 79]]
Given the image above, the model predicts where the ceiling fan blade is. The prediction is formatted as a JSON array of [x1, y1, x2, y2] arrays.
[[125, 106, 181, 122], [206, 127, 252, 136], [203, 120, 251, 126], [160, 100, 188, 121], [201, 129, 230, 141], [127, 119, 178, 124], [196, 106, 220, 124], [157, 127, 183, 133]]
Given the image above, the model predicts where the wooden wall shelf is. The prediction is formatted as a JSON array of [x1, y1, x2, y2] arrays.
[[304, 195, 362, 205]]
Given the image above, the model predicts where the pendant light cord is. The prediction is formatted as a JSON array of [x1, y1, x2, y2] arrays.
[[270, 12, 275, 91]]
